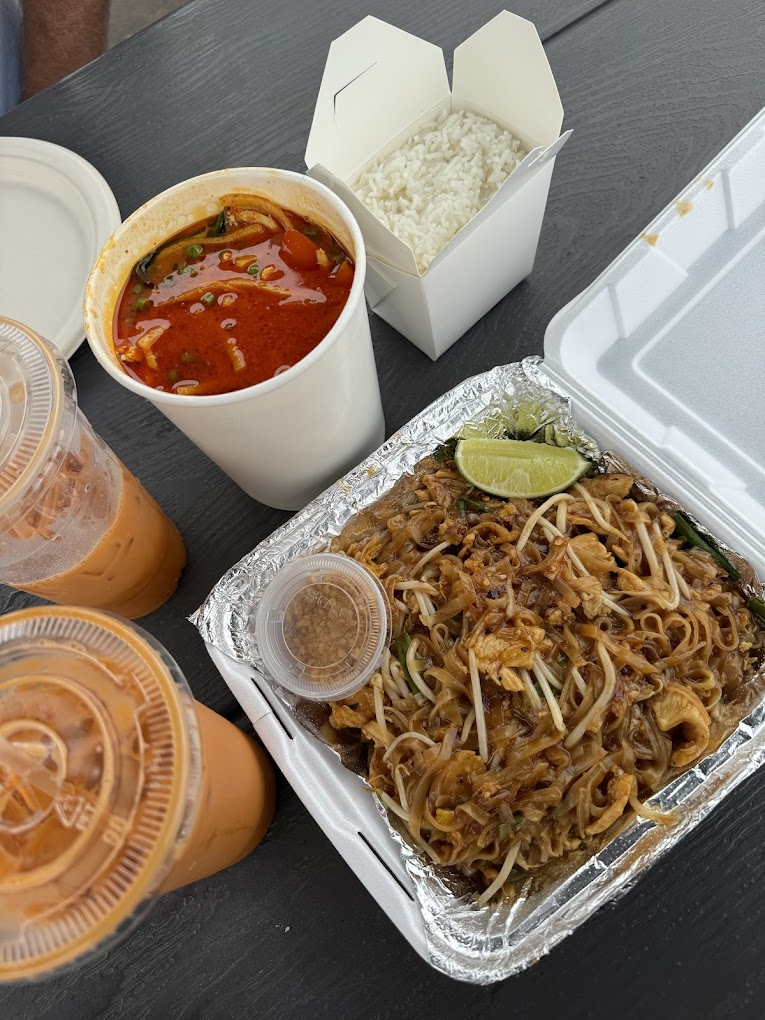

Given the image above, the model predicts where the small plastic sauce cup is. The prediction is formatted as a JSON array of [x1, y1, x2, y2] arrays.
[[256, 553, 390, 701]]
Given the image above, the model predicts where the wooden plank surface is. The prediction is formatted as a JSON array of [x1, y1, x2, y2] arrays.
[[1, 0, 764, 1015]]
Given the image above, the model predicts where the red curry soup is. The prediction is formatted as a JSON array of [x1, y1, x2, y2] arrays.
[[113, 194, 355, 395]]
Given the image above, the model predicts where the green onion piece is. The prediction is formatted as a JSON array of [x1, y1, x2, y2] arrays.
[[395, 634, 418, 695], [247, 263, 260, 276], [186, 243, 203, 259], [497, 819, 522, 841], [180, 352, 195, 364], [206, 211, 226, 237], [132, 283, 143, 294], [463, 496, 502, 513], [134, 252, 157, 286], [672, 512, 740, 580], [748, 598, 765, 627], [167, 369, 179, 382], [201, 292, 215, 307], [457, 495, 501, 517], [136, 297, 150, 312], [433, 437, 459, 462]]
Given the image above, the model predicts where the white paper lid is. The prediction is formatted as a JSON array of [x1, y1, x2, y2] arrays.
[[0, 137, 121, 359]]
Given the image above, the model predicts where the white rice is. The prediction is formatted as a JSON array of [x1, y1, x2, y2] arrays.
[[352, 109, 526, 273]]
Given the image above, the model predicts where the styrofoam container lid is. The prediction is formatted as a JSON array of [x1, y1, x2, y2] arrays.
[[544, 106, 765, 579], [255, 553, 390, 701], [0, 137, 121, 359]]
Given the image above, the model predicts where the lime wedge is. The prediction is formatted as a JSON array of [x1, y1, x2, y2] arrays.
[[454, 439, 590, 499]]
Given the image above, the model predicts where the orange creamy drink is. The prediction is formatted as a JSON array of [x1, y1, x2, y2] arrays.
[[0, 318, 185, 618], [0, 607, 275, 982]]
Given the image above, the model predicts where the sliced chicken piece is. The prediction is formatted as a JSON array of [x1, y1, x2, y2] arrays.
[[617, 569, 667, 593], [498, 667, 525, 692], [579, 473, 634, 499], [651, 681, 710, 767], [329, 704, 370, 730], [569, 532, 617, 577], [568, 575, 604, 619], [520, 536, 568, 579], [468, 624, 546, 677], [344, 686, 376, 717]]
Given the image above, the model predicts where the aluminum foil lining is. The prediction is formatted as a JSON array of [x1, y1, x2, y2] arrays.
[[193, 357, 765, 984]]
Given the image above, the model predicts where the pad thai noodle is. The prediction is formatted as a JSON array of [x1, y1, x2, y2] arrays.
[[328, 458, 763, 904]]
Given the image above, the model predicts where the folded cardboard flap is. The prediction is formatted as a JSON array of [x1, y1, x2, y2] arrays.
[[453, 10, 563, 150], [305, 16, 449, 183]]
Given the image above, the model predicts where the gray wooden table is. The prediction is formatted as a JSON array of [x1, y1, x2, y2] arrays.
[[1, 0, 764, 1016]]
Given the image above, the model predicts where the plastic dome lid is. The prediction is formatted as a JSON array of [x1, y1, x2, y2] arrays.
[[255, 553, 390, 701], [0, 607, 200, 982], [0, 319, 65, 502]]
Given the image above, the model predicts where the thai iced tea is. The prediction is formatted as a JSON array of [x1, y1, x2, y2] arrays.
[[0, 607, 275, 982], [13, 456, 186, 617], [0, 318, 185, 617]]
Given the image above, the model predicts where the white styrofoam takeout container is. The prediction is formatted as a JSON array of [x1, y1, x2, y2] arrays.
[[305, 11, 571, 361], [205, 107, 765, 979], [85, 168, 385, 511]]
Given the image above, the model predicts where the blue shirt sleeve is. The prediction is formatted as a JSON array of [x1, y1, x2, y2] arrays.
[[0, 0, 21, 115]]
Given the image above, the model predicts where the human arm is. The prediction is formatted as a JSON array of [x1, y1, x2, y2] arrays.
[[22, 0, 110, 98]]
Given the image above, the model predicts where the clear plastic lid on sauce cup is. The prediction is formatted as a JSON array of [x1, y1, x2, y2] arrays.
[[255, 554, 390, 701]]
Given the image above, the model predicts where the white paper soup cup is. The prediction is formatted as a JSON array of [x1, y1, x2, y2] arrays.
[[84, 168, 385, 511]]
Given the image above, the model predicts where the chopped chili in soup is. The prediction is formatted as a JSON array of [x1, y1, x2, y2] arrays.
[[113, 194, 355, 396]]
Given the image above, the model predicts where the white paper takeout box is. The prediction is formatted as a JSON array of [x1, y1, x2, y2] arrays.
[[305, 11, 571, 361]]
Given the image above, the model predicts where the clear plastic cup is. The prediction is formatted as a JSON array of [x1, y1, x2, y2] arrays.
[[0, 606, 275, 982], [255, 553, 390, 701], [0, 317, 186, 617]]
